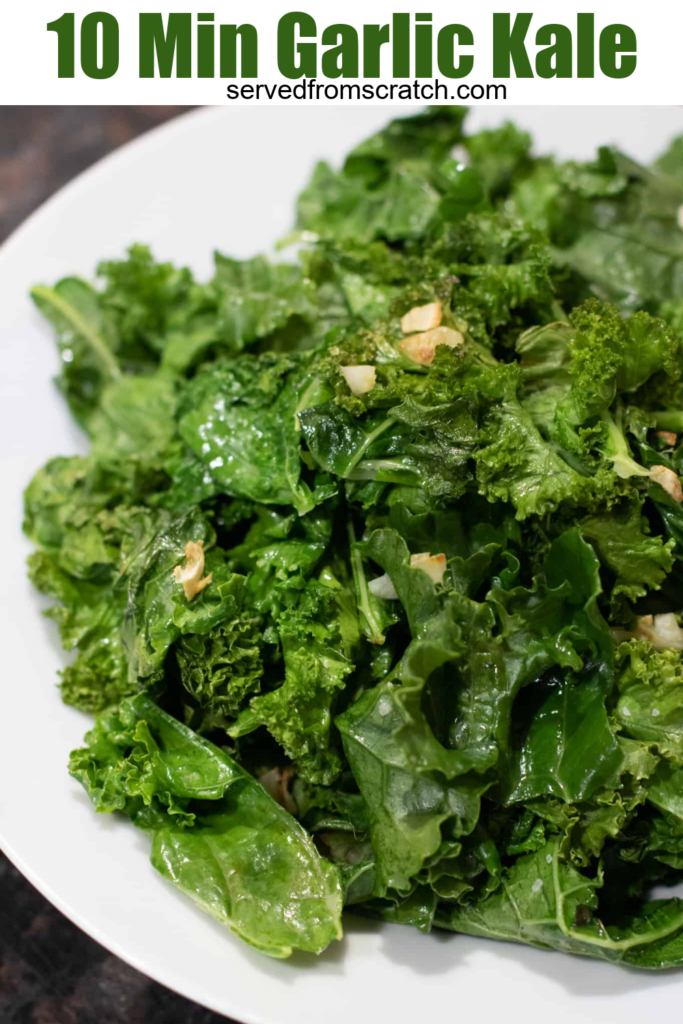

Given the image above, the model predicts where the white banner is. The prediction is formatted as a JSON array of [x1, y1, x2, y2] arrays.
[[0, 0, 680, 105]]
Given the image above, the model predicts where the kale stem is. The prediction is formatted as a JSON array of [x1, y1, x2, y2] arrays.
[[343, 416, 396, 477], [600, 409, 651, 479], [347, 520, 385, 645]]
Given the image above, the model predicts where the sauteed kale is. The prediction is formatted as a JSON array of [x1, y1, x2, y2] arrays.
[[25, 108, 683, 964]]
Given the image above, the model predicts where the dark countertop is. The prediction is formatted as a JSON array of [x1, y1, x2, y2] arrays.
[[0, 107, 234, 1024]]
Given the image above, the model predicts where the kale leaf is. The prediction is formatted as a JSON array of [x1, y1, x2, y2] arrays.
[[26, 107, 683, 968]]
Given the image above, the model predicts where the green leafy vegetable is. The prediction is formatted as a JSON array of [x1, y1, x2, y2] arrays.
[[26, 107, 683, 968], [70, 695, 343, 957]]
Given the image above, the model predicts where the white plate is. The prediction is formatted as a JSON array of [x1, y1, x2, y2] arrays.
[[2, 105, 683, 1024]]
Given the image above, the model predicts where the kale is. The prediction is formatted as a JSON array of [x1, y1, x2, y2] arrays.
[[25, 108, 683, 966]]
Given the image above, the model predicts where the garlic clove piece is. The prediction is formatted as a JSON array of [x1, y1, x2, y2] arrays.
[[634, 612, 683, 651], [368, 574, 399, 600], [650, 465, 683, 503], [341, 364, 376, 395], [410, 551, 447, 585], [399, 326, 464, 367], [172, 540, 213, 601], [400, 301, 443, 335]]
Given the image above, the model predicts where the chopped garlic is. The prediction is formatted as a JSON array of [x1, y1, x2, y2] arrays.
[[650, 465, 683, 503], [655, 431, 677, 446], [401, 301, 442, 335], [172, 540, 212, 601], [451, 145, 470, 167], [399, 326, 464, 367], [410, 552, 447, 585], [341, 364, 376, 395], [259, 766, 298, 815], [630, 613, 683, 651], [368, 573, 399, 600], [610, 627, 632, 645]]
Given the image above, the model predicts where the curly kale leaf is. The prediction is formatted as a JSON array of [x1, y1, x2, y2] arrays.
[[438, 839, 683, 968], [553, 300, 680, 455], [579, 501, 676, 617], [176, 614, 264, 717], [69, 694, 343, 957], [615, 643, 683, 763], [296, 107, 467, 245], [232, 579, 357, 785], [178, 353, 327, 513]]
